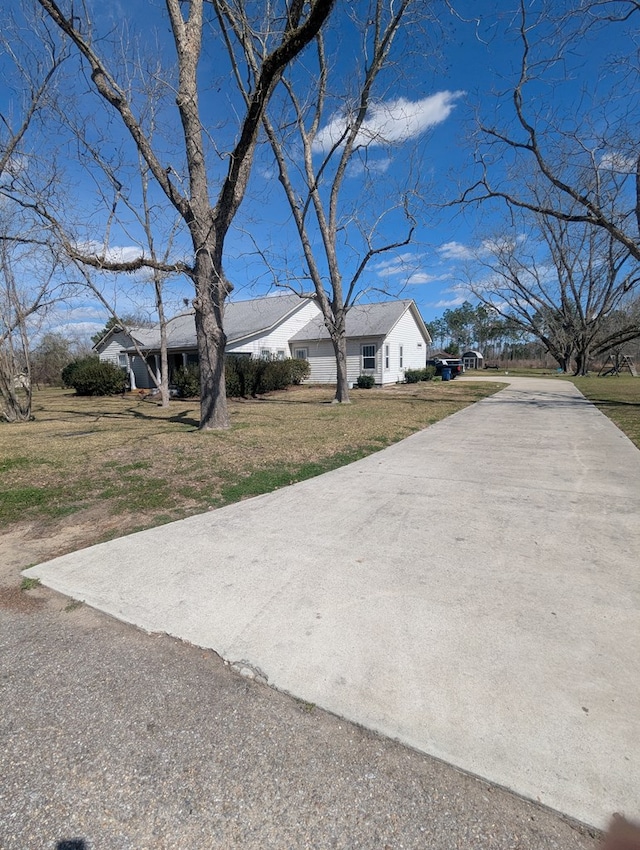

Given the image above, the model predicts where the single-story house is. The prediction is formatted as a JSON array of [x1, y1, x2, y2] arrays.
[[461, 350, 484, 370], [94, 294, 431, 389], [290, 300, 431, 386]]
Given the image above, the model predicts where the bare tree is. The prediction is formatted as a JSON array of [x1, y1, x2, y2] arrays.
[[28, 1, 336, 429], [463, 0, 640, 262], [236, 1, 445, 401], [467, 204, 640, 374], [0, 2, 68, 421], [1, 3, 66, 180], [0, 230, 67, 421]]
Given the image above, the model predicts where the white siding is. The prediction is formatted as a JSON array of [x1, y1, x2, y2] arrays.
[[383, 308, 427, 384], [228, 300, 321, 358], [303, 337, 384, 385], [97, 331, 132, 365]]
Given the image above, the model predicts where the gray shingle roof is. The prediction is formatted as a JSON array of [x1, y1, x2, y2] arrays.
[[290, 300, 419, 341], [122, 293, 312, 351]]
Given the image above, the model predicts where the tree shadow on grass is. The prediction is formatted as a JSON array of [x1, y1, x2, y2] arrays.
[[39, 405, 201, 430], [588, 398, 640, 409]]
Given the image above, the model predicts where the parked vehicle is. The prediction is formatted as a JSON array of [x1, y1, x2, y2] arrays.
[[426, 357, 464, 379]]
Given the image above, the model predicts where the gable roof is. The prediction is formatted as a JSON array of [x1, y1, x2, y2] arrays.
[[112, 293, 316, 352], [225, 293, 315, 342], [291, 300, 431, 343], [92, 325, 158, 352]]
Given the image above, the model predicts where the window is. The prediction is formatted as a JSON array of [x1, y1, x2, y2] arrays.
[[276, 350, 286, 360], [384, 344, 390, 369], [362, 344, 376, 370], [399, 345, 404, 368], [294, 348, 308, 360], [260, 349, 271, 360], [118, 354, 128, 368]]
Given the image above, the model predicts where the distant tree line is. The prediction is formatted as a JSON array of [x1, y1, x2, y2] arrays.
[[426, 298, 640, 372]]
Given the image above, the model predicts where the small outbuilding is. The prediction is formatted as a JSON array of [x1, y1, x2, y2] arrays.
[[462, 350, 484, 370]]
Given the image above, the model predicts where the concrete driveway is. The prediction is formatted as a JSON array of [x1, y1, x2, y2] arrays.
[[24, 377, 640, 829]]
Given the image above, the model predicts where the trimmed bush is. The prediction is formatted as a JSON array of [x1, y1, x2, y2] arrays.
[[225, 356, 310, 397], [61, 357, 89, 389], [423, 365, 436, 381], [173, 364, 200, 398], [404, 366, 437, 383], [356, 374, 375, 389], [404, 368, 424, 383], [63, 356, 126, 396], [287, 358, 310, 385]]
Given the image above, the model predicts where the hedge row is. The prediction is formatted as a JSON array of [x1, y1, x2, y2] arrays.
[[174, 356, 311, 399], [404, 366, 437, 383], [63, 355, 311, 398]]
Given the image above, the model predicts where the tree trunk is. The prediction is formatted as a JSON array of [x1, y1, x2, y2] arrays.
[[574, 347, 590, 377], [193, 251, 229, 430], [0, 371, 32, 422], [332, 333, 350, 403], [156, 289, 170, 408]]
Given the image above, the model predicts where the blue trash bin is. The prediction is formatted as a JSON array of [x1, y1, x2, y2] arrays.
[[441, 367, 451, 381]]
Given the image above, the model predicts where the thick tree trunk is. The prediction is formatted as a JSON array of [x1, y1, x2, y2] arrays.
[[574, 347, 590, 377], [332, 333, 351, 403], [193, 250, 230, 430], [0, 373, 32, 422]]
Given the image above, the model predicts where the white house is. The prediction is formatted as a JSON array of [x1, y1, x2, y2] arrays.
[[290, 300, 431, 386], [94, 294, 431, 389], [95, 294, 320, 390]]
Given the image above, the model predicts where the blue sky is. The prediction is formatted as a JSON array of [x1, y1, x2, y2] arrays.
[[2, 0, 629, 341]]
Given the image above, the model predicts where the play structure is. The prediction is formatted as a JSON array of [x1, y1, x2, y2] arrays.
[[598, 353, 638, 377]]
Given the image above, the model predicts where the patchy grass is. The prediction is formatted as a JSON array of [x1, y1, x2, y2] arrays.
[[567, 375, 640, 449], [0, 382, 500, 548], [20, 577, 41, 591]]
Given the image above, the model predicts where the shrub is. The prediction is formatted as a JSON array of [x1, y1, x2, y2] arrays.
[[61, 358, 82, 389], [169, 356, 311, 400], [404, 368, 424, 383], [224, 357, 244, 398], [423, 365, 436, 381], [287, 358, 310, 385], [226, 356, 310, 397], [356, 374, 375, 389], [64, 356, 126, 396], [173, 364, 200, 398]]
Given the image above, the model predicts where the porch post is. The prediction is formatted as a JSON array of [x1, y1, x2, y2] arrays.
[[128, 356, 137, 390]]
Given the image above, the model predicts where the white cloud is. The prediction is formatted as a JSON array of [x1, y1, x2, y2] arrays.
[[373, 252, 419, 275], [313, 91, 464, 154], [1, 153, 27, 179], [432, 295, 468, 308], [347, 157, 392, 177], [437, 241, 473, 261], [49, 321, 105, 340], [59, 305, 106, 321], [76, 240, 146, 265], [372, 253, 452, 286], [599, 150, 636, 174], [406, 271, 450, 285], [438, 234, 525, 263]]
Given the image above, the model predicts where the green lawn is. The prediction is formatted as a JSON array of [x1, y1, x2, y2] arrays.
[[0, 381, 501, 544], [567, 374, 640, 449]]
